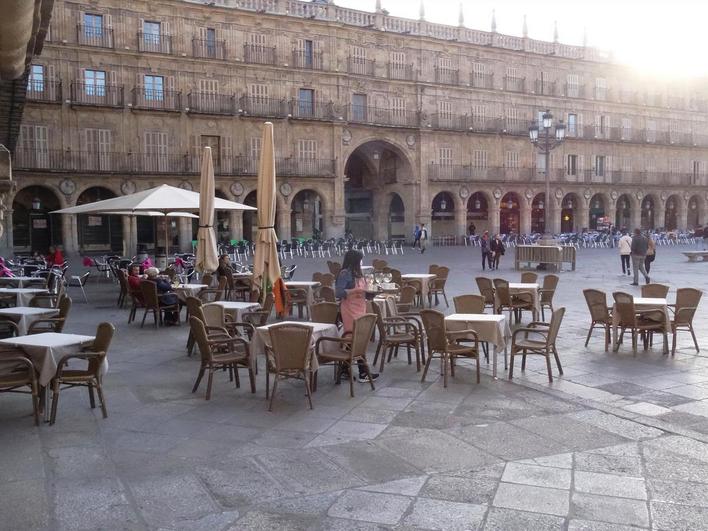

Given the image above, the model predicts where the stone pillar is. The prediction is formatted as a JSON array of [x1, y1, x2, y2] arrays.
[[277, 197, 291, 241], [678, 201, 688, 231], [577, 201, 590, 232], [454, 202, 466, 243], [548, 203, 561, 235], [178, 218, 192, 252], [62, 215, 78, 254], [630, 204, 641, 232], [230, 211, 243, 241], [0, 146, 13, 256], [489, 204, 501, 236], [520, 201, 532, 235], [655, 203, 666, 230]]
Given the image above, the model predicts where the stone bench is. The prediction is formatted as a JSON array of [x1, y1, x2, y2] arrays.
[[683, 251, 708, 262]]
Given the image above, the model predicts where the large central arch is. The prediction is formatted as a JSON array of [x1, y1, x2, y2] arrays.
[[343, 139, 415, 239]]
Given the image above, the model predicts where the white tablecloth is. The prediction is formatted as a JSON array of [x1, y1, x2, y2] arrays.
[[252, 321, 339, 372], [371, 296, 397, 318], [285, 281, 321, 307], [0, 288, 49, 307], [0, 307, 58, 335], [445, 313, 511, 378], [0, 332, 97, 386], [401, 274, 436, 303], [0, 277, 45, 288], [173, 284, 208, 301], [206, 301, 260, 322], [502, 283, 541, 319]]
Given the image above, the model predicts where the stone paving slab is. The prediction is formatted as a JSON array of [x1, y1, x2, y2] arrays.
[[1, 246, 708, 529]]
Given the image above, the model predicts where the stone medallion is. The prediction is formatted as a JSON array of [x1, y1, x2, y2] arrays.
[[120, 180, 137, 195]]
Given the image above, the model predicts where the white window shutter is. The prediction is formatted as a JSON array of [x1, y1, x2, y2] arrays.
[[222, 136, 233, 174]]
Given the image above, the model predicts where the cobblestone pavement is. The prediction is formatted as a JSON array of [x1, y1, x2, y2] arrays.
[[1, 244, 708, 530]]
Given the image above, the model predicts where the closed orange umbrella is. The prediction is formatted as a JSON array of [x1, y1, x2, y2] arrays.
[[252, 122, 286, 315]]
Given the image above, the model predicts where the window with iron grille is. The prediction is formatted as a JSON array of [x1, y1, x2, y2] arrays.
[[567, 74, 579, 97], [297, 139, 317, 160], [506, 151, 520, 169], [473, 150, 488, 168], [439, 146, 453, 166], [144, 75, 164, 101], [567, 154, 578, 175], [85, 70, 106, 97]]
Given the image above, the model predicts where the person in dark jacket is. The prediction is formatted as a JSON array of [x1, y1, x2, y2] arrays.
[[480, 231, 491, 270], [630, 228, 650, 286], [146, 267, 180, 324], [490, 234, 506, 270]]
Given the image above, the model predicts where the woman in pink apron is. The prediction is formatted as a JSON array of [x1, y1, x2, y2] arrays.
[[335, 250, 378, 382]]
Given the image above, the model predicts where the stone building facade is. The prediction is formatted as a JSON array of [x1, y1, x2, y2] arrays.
[[9, 0, 708, 254]]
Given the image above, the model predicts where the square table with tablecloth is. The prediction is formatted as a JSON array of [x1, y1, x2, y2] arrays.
[[0, 307, 58, 335], [502, 283, 541, 320], [252, 321, 340, 372], [173, 284, 208, 301], [371, 296, 397, 318], [612, 297, 670, 352], [285, 281, 321, 307], [401, 274, 436, 306], [0, 277, 46, 288], [0, 287, 50, 307], [206, 301, 260, 322], [445, 313, 511, 379]]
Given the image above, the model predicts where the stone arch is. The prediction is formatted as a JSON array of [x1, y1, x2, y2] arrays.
[[665, 194, 683, 230], [75, 186, 123, 252], [431, 191, 456, 237], [615, 193, 634, 231], [687, 194, 704, 229], [387, 192, 406, 240], [290, 188, 325, 240], [589, 192, 609, 230], [560, 193, 582, 233], [12, 185, 64, 253], [641, 194, 658, 230], [467, 191, 492, 235], [531, 193, 546, 234], [499, 192, 522, 235]]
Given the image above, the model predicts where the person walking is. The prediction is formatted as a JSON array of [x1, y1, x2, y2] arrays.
[[412, 224, 421, 250], [645, 234, 656, 274], [618, 230, 632, 276], [335, 249, 379, 383], [630, 228, 650, 286], [490, 234, 506, 270], [419, 223, 428, 254], [480, 231, 491, 270]]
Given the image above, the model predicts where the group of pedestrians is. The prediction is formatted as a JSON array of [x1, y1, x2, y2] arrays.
[[412, 224, 428, 254], [618, 229, 655, 285], [480, 231, 505, 271]]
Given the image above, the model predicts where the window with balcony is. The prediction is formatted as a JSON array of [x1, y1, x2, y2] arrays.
[[595, 115, 609, 138], [16, 125, 49, 168], [389, 51, 411, 80], [201, 135, 221, 171], [595, 155, 606, 177], [84, 70, 106, 97], [142, 21, 165, 53], [567, 113, 577, 136], [471, 62, 492, 89], [83, 13, 103, 38], [245, 33, 275, 65], [297, 88, 314, 118], [439, 147, 453, 166], [670, 158, 681, 175], [473, 150, 488, 168], [506, 151, 520, 170], [297, 139, 317, 160], [436, 57, 457, 85], [144, 75, 164, 101], [566, 74, 580, 97], [80, 13, 112, 47], [595, 77, 607, 100], [206, 28, 217, 55], [471, 104, 486, 129], [646, 120, 657, 143], [349, 46, 370, 75], [505, 67, 524, 92], [144, 131, 168, 172], [28, 65, 44, 93], [567, 154, 578, 176], [621, 118, 632, 140], [300, 40, 314, 67], [352, 94, 367, 121], [81, 128, 112, 171]]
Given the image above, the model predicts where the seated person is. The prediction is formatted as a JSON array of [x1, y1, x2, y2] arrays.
[[0, 258, 14, 278], [127, 265, 144, 303], [145, 267, 180, 325], [217, 254, 234, 278], [46, 246, 65, 268]]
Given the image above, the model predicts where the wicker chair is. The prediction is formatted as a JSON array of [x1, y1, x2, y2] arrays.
[[185, 297, 231, 356], [316, 286, 336, 303], [402, 278, 424, 307], [0, 319, 19, 339], [310, 302, 339, 325], [539, 274, 559, 321], [420, 309, 480, 387], [190, 316, 255, 400], [428, 266, 450, 307], [428, 264, 439, 274], [202, 303, 256, 340], [140, 281, 180, 328], [49, 322, 115, 425], [509, 307, 565, 382], [520, 272, 538, 284], [242, 292, 275, 330], [28, 295, 72, 334], [397, 285, 417, 313], [475, 277, 496, 311], [116, 269, 129, 308], [453, 294, 486, 314], [641, 283, 670, 299], [315, 314, 378, 397], [266, 323, 314, 410], [583, 289, 612, 351], [0, 355, 40, 425], [670, 287, 702, 355], [320, 273, 335, 288], [371, 302, 422, 373], [327, 261, 342, 276], [288, 288, 309, 319], [198, 276, 227, 303], [372, 259, 388, 271], [312, 272, 324, 284], [493, 278, 534, 324], [612, 292, 668, 354]]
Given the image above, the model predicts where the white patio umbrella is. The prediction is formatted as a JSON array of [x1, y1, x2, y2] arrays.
[[53, 184, 255, 255], [196, 146, 218, 273], [252, 122, 286, 314]]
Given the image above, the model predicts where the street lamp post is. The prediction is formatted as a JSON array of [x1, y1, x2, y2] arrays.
[[529, 110, 565, 238]]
